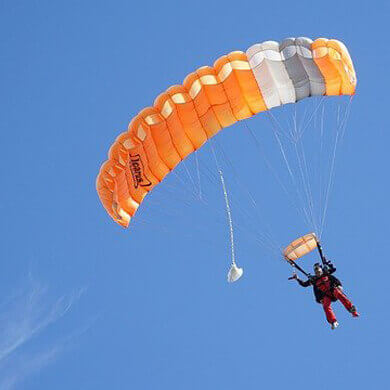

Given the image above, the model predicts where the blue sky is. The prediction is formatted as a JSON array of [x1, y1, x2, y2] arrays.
[[1, 0, 389, 389]]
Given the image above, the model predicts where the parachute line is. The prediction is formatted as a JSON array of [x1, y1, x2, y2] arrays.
[[194, 151, 203, 200], [298, 97, 326, 139], [182, 160, 198, 199], [319, 97, 353, 238], [210, 141, 237, 266], [269, 119, 313, 229], [219, 169, 236, 267], [213, 137, 282, 255]]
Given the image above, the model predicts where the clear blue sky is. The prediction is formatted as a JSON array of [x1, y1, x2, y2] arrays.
[[1, 1, 389, 389]]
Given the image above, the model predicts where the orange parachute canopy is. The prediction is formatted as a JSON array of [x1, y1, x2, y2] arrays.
[[96, 37, 356, 227], [283, 233, 318, 261]]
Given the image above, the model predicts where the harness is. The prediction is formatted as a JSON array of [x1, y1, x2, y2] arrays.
[[315, 275, 331, 291], [313, 274, 343, 304], [315, 275, 334, 297]]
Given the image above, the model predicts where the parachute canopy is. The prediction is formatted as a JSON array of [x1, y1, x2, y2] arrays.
[[96, 37, 357, 228], [283, 233, 318, 261]]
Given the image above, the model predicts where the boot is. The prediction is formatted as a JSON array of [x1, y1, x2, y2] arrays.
[[331, 321, 339, 330], [349, 306, 360, 318]]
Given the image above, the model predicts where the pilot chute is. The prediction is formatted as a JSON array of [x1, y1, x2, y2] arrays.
[[284, 233, 318, 261]]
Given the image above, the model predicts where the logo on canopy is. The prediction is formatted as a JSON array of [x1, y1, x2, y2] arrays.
[[129, 154, 152, 189]]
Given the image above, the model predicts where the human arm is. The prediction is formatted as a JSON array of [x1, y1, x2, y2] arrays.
[[297, 278, 312, 287], [290, 273, 311, 287]]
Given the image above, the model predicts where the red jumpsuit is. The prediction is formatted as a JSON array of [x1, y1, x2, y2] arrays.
[[298, 270, 356, 324], [314, 276, 354, 324]]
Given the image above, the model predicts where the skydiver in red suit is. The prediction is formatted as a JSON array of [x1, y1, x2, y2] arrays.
[[291, 262, 359, 329]]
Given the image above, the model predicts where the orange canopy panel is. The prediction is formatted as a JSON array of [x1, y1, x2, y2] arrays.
[[96, 37, 357, 227]]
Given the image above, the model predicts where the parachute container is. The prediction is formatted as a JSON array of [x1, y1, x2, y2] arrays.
[[283, 233, 318, 261]]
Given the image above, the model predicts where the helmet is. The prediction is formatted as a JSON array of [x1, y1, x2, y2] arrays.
[[313, 263, 323, 271]]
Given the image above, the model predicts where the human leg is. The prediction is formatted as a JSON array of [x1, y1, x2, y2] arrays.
[[322, 296, 337, 324]]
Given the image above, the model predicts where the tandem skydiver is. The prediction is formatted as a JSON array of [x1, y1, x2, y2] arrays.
[[291, 260, 360, 329]]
